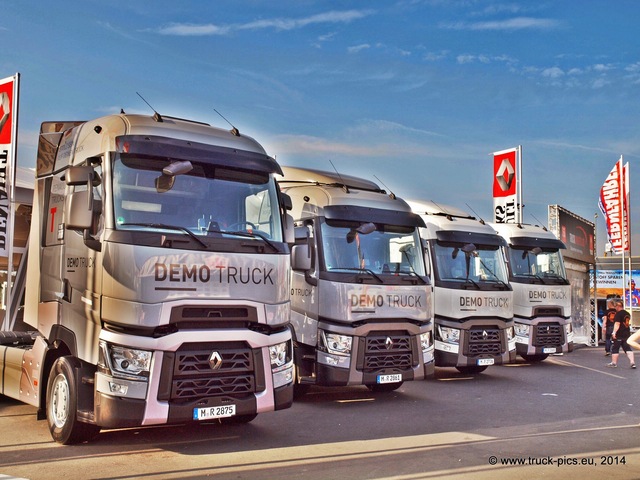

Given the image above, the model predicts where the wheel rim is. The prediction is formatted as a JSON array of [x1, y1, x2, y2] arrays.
[[50, 373, 70, 429]]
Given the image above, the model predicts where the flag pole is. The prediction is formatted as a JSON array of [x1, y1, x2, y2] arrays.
[[620, 156, 626, 308]]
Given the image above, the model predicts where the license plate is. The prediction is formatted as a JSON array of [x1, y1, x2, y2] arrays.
[[193, 405, 236, 421], [543, 347, 557, 354], [477, 358, 494, 366], [377, 374, 402, 384]]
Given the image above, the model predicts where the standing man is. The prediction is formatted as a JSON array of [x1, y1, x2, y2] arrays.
[[606, 299, 635, 369], [602, 299, 617, 356]]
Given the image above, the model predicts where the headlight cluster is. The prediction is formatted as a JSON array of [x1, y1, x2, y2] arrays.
[[420, 331, 433, 352], [270, 340, 293, 388], [437, 325, 460, 344], [320, 331, 353, 356], [565, 323, 573, 334], [269, 341, 292, 368], [514, 323, 529, 337], [98, 341, 152, 381], [506, 326, 515, 341]]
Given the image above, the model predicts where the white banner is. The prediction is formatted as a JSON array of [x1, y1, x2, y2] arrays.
[[0, 74, 18, 259], [492, 146, 521, 223]]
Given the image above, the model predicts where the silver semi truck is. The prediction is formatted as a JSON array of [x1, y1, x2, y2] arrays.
[[491, 222, 573, 361], [409, 201, 516, 374], [0, 113, 295, 444], [278, 167, 434, 395]]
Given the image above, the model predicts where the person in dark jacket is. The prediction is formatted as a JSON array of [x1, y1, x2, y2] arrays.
[[602, 299, 617, 356], [606, 300, 636, 368]]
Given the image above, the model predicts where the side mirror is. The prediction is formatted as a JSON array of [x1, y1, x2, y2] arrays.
[[283, 214, 295, 244], [66, 190, 93, 230], [280, 192, 293, 211], [292, 244, 312, 271]]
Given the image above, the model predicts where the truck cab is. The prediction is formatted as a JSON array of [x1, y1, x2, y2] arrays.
[[278, 167, 434, 394], [491, 222, 573, 361], [410, 201, 516, 374], [0, 113, 295, 443]]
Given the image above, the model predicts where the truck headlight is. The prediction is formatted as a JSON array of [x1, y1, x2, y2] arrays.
[[269, 341, 292, 368], [99, 341, 151, 381], [506, 326, 515, 341], [565, 323, 573, 334], [437, 326, 460, 344], [514, 323, 529, 337], [420, 331, 433, 352], [320, 331, 352, 356]]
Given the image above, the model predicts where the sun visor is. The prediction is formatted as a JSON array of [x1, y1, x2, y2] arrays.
[[323, 205, 425, 228], [116, 135, 282, 175], [436, 230, 507, 247], [509, 236, 566, 250]]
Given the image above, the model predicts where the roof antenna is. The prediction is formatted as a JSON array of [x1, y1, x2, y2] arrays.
[[136, 92, 162, 122], [374, 175, 396, 199], [530, 213, 548, 230], [214, 108, 240, 136], [465, 203, 485, 224], [430, 199, 452, 221], [329, 159, 349, 193]]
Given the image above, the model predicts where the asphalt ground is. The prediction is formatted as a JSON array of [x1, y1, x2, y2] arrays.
[[0, 344, 639, 480]]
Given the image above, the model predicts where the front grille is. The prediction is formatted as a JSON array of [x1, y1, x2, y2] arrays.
[[362, 333, 414, 371], [160, 342, 258, 403], [467, 328, 502, 356], [533, 323, 563, 347]]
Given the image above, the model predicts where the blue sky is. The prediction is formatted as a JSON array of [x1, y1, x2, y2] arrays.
[[2, 1, 639, 255]]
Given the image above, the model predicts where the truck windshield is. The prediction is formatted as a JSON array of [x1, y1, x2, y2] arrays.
[[112, 154, 283, 242], [508, 247, 568, 283], [320, 221, 426, 276], [433, 242, 508, 285]]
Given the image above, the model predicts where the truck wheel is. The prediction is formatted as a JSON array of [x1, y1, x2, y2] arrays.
[[366, 382, 403, 393], [46, 356, 100, 445], [521, 354, 548, 362], [455, 365, 488, 374]]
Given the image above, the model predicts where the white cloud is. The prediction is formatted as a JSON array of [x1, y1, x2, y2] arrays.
[[457, 54, 475, 64], [591, 78, 610, 89], [424, 50, 449, 61], [348, 43, 371, 54], [154, 9, 374, 36], [541, 67, 564, 78], [442, 17, 560, 31]]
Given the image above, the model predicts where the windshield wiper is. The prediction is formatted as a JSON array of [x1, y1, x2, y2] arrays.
[[330, 267, 384, 283], [120, 223, 207, 248], [517, 273, 545, 284], [541, 272, 569, 284], [397, 270, 428, 284], [461, 277, 481, 289], [221, 229, 279, 252], [482, 277, 510, 290]]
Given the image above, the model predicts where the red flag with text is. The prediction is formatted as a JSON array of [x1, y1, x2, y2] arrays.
[[598, 157, 630, 253]]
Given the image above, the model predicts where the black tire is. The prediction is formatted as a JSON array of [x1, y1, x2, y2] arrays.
[[366, 381, 403, 393], [46, 356, 100, 445], [521, 354, 549, 363], [455, 365, 488, 374]]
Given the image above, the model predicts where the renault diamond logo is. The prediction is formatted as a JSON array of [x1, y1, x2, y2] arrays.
[[495, 158, 515, 192], [385, 337, 394, 350], [208, 351, 223, 370], [482, 330, 488, 339]]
